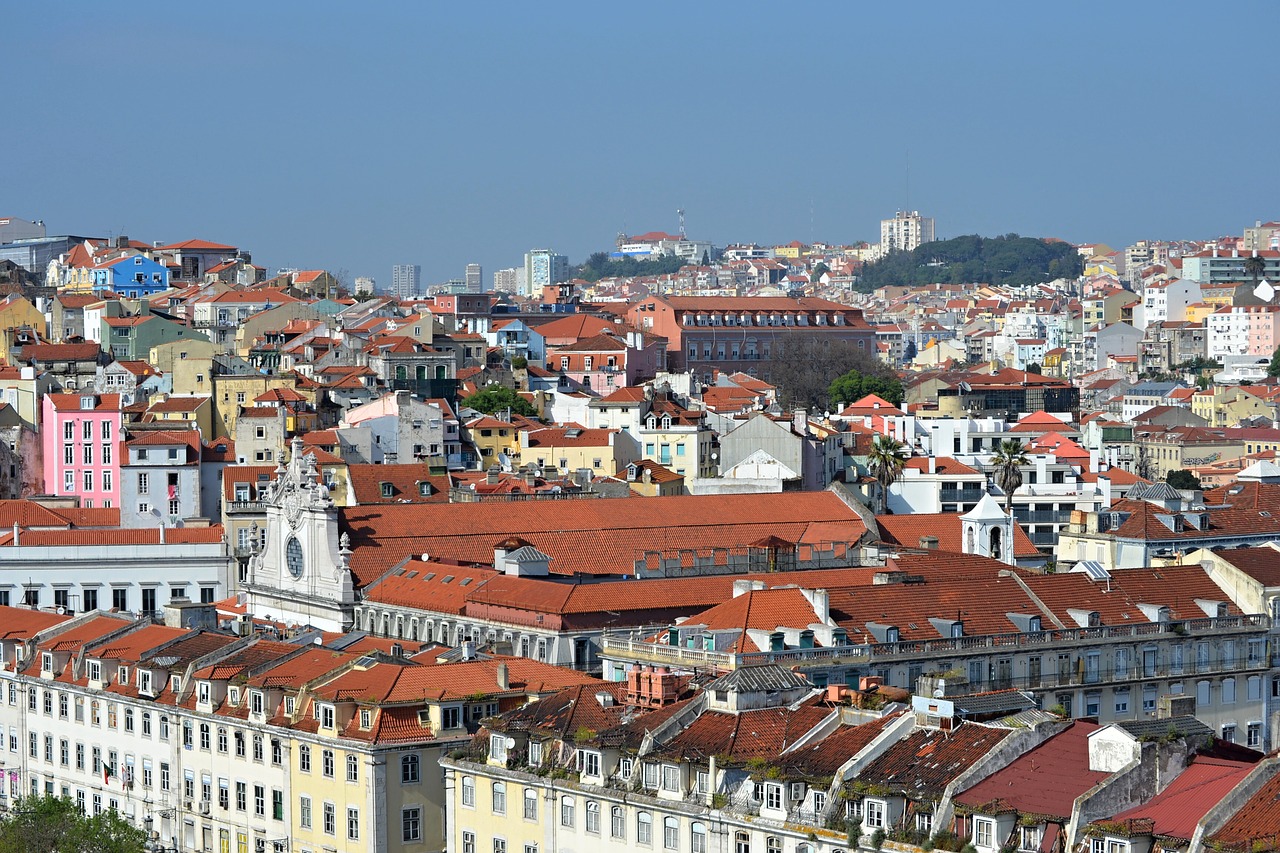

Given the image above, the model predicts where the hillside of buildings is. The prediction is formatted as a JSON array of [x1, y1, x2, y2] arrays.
[[0, 214, 1279, 852]]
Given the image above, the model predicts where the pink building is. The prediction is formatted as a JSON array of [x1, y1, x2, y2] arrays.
[[42, 393, 123, 508]]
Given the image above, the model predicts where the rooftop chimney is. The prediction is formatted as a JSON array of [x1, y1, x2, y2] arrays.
[[919, 535, 939, 550], [793, 408, 808, 435], [496, 662, 509, 690]]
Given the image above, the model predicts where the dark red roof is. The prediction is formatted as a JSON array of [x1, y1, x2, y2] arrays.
[[955, 721, 1106, 818]]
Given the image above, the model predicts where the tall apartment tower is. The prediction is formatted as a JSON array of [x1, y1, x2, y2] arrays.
[[391, 264, 421, 299], [524, 249, 569, 297], [465, 263, 483, 293], [880, 211, 935, 254], [493, 267, 526, 294]]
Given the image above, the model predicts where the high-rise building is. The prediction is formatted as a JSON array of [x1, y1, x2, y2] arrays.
[[353, 276, 376, 295], [524, 249, 569, 297], [465, 263, 483, 293], [391, 264, 421, 299], [493, 267, 525, 294], [880, 210, 935, 254]]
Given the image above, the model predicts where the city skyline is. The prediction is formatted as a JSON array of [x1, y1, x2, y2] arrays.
[[7, 1, 1278, 284]]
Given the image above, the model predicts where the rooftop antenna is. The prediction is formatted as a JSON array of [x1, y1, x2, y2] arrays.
[[677, 208, 686, 238]]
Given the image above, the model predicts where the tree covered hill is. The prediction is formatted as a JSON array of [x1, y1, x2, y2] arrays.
[[857, 234, 1083, 290]]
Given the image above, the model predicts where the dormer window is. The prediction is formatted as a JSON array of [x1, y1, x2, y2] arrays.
[[359, 709, 372, 729], [41, 653, 52, 673], [885, 627, 900, 643], [197, 682, 210, 704], [250, 691, 264, 715], [320, 705, 335, 729], [380, 482, 393, 498], [228, 686, 239, 705], [87, 661, 102, 682], [951, 622, 964, 639], [138, 671, 152, 695], [284, 696, 295, 715], [170, 675, 180, 692]]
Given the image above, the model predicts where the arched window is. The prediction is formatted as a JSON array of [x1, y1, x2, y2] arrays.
[[560, 795, 575, 827], [491, 782, 506, 814], [523, 787, 537, 820], [460, 775, 474, 806], [637, 811, 653, 845], [691, 822, 707, 853], [401, 754, 420, 783], [586, 800, 600, 833], [611, 805, 625, 839], [735, 831, 751, 853], [664, 816, 680, 849], [767, 837, 782, 853], [395, 365, 407, 380]]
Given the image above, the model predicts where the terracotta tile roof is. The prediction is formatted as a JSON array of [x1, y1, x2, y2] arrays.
[[46, 393, 120, 411], [1206, 763, 1280, 850], [901, 457, 980, 476], [190, 640, 299, 681], [339, 492, 868, 580], [1020, 564, 1241, 625], [36, 614, 135, 654], [875, 513, 1040, 558], [0, 607, 72, 641], [346, 464, 450, 504], [523, 426, 619, 448], [955, 721, 1105, 818], [493, 681, 696, 750], [362, 560, 497, 612], [248, 648, 359, 690], [22, 343, 103, 362], [1110, 756, 1255, 842], [854, 722, 1014, 799], [779, 711, 906, 779], [1205, 545, 1280, 587], [655, 698, 831, 762], [153, 239, 237, 251]]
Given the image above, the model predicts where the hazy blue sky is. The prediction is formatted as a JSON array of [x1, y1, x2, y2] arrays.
[[8, 1, 1277, 287]]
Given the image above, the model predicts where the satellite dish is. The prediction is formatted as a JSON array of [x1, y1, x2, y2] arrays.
[[932, 680, 946, 699], [503, 737, 516, 750]]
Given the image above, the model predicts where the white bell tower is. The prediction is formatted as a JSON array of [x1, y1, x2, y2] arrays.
[[961, 493, 1017, 565], [246, 439, 355, 631]]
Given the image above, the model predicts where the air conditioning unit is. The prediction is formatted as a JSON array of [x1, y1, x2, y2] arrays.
[[199, 799, 211, 815], [183, 799, 194, 811]]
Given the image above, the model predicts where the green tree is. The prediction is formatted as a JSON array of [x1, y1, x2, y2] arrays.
[[0, 795, 147, 853], [828, 367, 905, 408], [462, 384, 536, 417], [990, 438, 1030, 511], [1166, 469, 1202, 490], [1268, 346, 1280, 378], [1245, 254, 1266, 287], [868, 435, 908, 510]]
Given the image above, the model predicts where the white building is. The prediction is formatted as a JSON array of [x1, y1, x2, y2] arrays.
[[880, 210, 935, 254], [391, 264, 421, 300], [523, 250, 569, 296]]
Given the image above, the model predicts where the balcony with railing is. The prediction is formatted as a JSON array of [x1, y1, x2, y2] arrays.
[[940, 487, 986, 503], [602, 615, 1270, 673], [225, 499, 265, 514]]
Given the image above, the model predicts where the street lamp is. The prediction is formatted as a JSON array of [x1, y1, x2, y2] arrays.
[[142, 809, 178, 853]]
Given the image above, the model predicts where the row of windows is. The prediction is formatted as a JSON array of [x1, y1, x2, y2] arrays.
[[62, 421, 113, 441], [297, 794, 360, 839], [62, 443, 113, 465], [460, 827, 811, 853]]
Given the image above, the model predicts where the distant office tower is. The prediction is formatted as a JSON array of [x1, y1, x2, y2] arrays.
[[493, 267, 527, 294], [391, 264, 421, 299], [353, 276, 376, 295], [880, 211, 935, 254], [465, 263, 483, 293], [524, 249, 569, 297]]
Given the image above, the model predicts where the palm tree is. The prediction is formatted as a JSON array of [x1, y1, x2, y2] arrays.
[[990, 438, 1030, 511], [868, 435, 907, 511], [1245, 253, 1266, 289]]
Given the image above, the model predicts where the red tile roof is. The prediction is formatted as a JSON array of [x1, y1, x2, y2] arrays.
[[340, 492, 867, 580], [875, 513, 1040, 558], [1110, 756, 1254, 842], [955, 721, 1105, 818], [1206, 764, 1280, 850], [854, 722, 1014, 799]]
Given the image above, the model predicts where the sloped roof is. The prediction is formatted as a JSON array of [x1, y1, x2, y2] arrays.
[[855, 722, 1014, 799], [955, 721, 1105, 819], [1108, 756, 1255, 842], [339, 492, 867, 581]]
